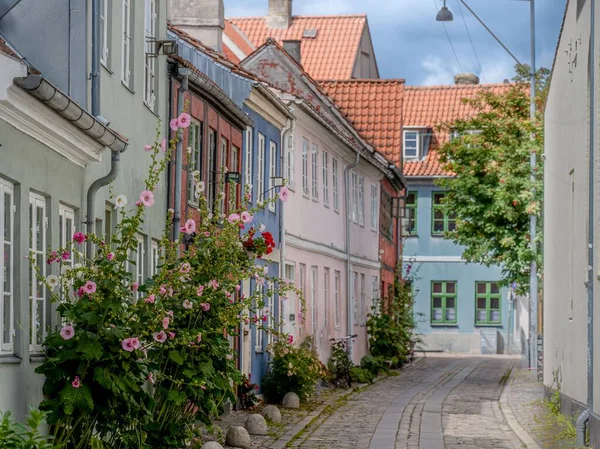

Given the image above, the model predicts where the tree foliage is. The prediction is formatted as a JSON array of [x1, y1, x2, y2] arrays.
[[436, 81, 544, 291]]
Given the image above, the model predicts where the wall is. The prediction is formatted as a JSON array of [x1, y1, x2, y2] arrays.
[[351, 25, 379, 79], [379, 177, 399, 305]]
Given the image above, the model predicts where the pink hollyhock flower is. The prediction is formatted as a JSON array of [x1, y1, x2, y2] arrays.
[[73, 232, 86, 244], [162, 317, 170, 329], [196, 285, 205, 297], [76, 287, 85, 298], [168, 287, 174, 297], [167, 309, 174, 317], [60, 325, 75, 340], [131, 282, 139, 292], [235, 285, 241, 292], [178, 112, 191, 128], [200, 303, 210, 312], [179, 226, 186, 233], [229, 299, 235, 304], [262, 315, 268, 322], [148, 373, 155, 384], [196, 333, 202, 343], [244, 318, 250, 324], [169, 117, 180, 131], [168, 332, 176, 339], [139, 190, 155, 207], [144, 144, 153, 152], [208, 279, 219, 289], [184, 218, 196, 234], [160, 285, 167, 295], [72, 376, 81, 389], [200, 385, 207, 390], [204, 231, 210, 237], [288, 335, 294, 344], [241, 211, 253, 223], [183, 299, 193, 309], [83, 281, 97, 294], [225, 292, 231, 298], [227, 213, 240, 223], [135, 200, 142, 206], [107, 252, 115, 261], [145, 294, 155, 304], [256, 277, 265, 287], [130, 338, 140, 349], [180, 262, 191, 274], [153, 331, 167, 343], [61, 251, 70, 261], [279, 186, 289, 202], [122, 338, 137, 352], [160, 138, 167, 152]]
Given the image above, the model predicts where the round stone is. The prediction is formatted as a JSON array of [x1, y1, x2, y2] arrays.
[[201, 442, 223, 449], [281, 392, 300, 409], [224, 426, 251, 449], [261, 404, 282, 423], [245, 413, 268, 435]]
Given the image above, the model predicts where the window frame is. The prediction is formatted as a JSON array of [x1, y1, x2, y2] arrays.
[[302, 138, 309, 197], [268, 140, 277, 213], [187, 120, 203, 206], [323, 267, 330, 332], [150, 240, 160, 276], [310, 266, 318, 335], [134, 235, 145, 301], [245, 127, 253, 202], [360, 273, 366, 325], [322, 150, 329, 207], [379, 187, 393, 241], [257, 133, 266, 204], [475, 282, 502, 325], [59, 205, 75, 268], [100, 0, 110, 67], [431, 192, 456, 235], [299, 264, 306, 337], [207, 129, 217, 211], [372, 276, 379, 315], [430, 281, 458, 325], [405, 191, 418, 236], [358, 176, 365, 226], [403, 130, 420, 159], [311, 143, 319, 201], [254, 283, 264, 352], [0, 180, 15, 353], [143, 0, 157, 110], [334, 270, 341, 329], [29, 192, 47, 352], [285, 133, 295, 188], [121, 0, 132, 87], [352, 271, 358, 324], [332, 157, 339, 211], [220, 137, 229, 213], [370, 184, 378, 231]]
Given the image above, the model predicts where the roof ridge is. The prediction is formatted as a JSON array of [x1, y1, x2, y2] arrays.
[[405, 83, 514, 90], [229, 14, 367, 21], [318, 78, 406, 84]]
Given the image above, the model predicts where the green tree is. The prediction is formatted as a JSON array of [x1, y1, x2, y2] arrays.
[[511, 64, 551, 111], [436, 79, 543, 292]]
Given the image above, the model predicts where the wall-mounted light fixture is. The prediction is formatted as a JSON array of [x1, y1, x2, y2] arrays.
[[147, 38, 178, 58]]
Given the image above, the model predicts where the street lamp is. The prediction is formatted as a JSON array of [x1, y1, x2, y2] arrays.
[[436, 0, 538, 370]]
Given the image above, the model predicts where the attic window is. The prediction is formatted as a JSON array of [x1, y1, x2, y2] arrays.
[[303, 28, 318, 38]]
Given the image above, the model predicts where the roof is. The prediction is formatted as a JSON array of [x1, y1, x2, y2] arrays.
[[402, 83, 513, 177], [227, 15, 368, 79], [320, 79, 405, 167]]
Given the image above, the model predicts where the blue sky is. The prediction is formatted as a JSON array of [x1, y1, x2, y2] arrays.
[[225, 0, 566, 86]]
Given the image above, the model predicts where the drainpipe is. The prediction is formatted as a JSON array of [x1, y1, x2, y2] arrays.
[[173, 68, 191, 242], [344, 151, 360, 360], [279, 118, 293, 335], [577, 0, 596, 444], [91, 0, 101, 118]]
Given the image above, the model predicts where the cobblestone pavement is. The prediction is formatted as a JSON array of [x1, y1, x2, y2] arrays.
[[286, 356, 536, 449]]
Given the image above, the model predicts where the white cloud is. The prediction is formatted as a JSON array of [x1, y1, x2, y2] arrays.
[[421, 55, 460, 86]]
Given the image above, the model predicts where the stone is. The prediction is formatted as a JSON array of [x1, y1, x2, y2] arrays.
[[261, 404, 282, 423], [200, 442, 223, 449], [245, 413, 268, 435], [224, 426, 250, 449], [281, 392, 300, 409]]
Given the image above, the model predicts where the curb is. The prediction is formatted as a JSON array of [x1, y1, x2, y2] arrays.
[[498, 365, 543, 449]]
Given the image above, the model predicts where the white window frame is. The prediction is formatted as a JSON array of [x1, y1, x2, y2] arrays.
[[144, 0, 157, 109], [299, 264, 306, 336], [245, 127, 253, 202], [268, 140, 277, 212], [360, 273, 366, 325], [358, 176, 365, 226], [254, 282, 264, 352], [323, 267, 330, 332], [285, 134, 295, 188], [220, 137, 228, 213], [100, 0, 110, 66], [372, 276, 379, 315], [29, 192, 47, 352], [403, 130, 420, 159], [311, 144, 318, 201], [322, 151, 329, 207], [0, 180, 15, 353], [257, 133, 265, 204], [59, 205, 75, 267], [126, 235, 145, 300], [187, 120, 202, 206], [230, 145, 240, 211], [267, 282, 275, 345], [334, 270, 341, 329], [121, 0, 132, 86], [310, 266, 318, 335], [352, 271, 358, 325], [332, 157, 339, 211], [302, 138, 309, 197], [150, 240, 160, 276], [350, 172, 358, 223], [370, 184, 378, 231]]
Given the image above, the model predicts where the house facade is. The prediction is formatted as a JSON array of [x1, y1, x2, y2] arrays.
[[0, 0, 168, 419]]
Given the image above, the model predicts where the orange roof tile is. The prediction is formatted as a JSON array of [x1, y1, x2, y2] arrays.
[[227, 15, 367, 79], [320, 79, 405, 166], [222, 44, 241, 64], [224, 20, 256, 56], [402, 83, 514, 177]]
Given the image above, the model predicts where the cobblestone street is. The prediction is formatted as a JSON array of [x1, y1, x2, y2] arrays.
[[285, 356, 541, 449]]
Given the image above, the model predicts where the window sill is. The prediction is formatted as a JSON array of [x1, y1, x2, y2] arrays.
[[144, 102, 160, 119], [101, 63, 113, 75], [303, 194, 310, 200], [431, 234, 447, 238], [405, 234, 418, 238], [0, 354, 22, 364], [311, 198, 319, 203], [474, 323, 503, 327], [254, 349, 264, 354], [334, 208, 340, 214], [188, 201, 199, 208], [324, 204, 330, 209], [121, 81, 135, 94], [29, 354, 46, 363], [430, 323, 458, 328]]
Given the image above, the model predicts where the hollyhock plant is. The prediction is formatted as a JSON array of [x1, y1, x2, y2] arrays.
[[46, 275, 59, 291], [122, 338, 138, 352], [279, 186, 289, 202], [154, 331, 167, 343], [144, 144, 153, 152], [182, 299, 193, 309], [60, 325, 75, 340], [178, 112, 191, 128], [83, 281, 97, 295], [73, 232, 86, 244], [139, 190, 155, 207], [184, 218, 196, 234], [169, 117, 180, 131], [241, 211, 252, 223], [115, 195, 127, 208], [72, 376, 81, 389]]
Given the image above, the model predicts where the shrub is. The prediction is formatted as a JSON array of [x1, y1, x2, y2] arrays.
[[327, 339, 353, 388], [0, 410, 56, 449], [349, 367, 374, 384], [360, 355, 387, 377], [238, 374, 260, 410]]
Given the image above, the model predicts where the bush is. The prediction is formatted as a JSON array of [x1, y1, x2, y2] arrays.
[[0, 410, 56, 449], [262, 338, 327, 404], [327, 339, 353, 388], [349, 367, 374, 384], [360, 355, 387, 377]]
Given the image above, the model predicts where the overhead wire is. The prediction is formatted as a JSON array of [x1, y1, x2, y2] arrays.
[[455, 0, 486, 82], [432, 0, 464, 73]]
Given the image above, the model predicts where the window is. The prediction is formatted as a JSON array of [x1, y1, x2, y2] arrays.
[[285, 133, 294, 188], [332, 158, 340, 211], [121, 0, 133, 86], [301, 138, 309, 196], [267, 282, 275, 345], [187, 120, 203, 205], [334, 270, 341, 329], [299, 264, 306, 336], [370, 184, 378, 230], [311, 144, 318, 200], [268, 141, 277, 212], [372, 276, 379, 315], [358, 176, 365, 226], [405, 191, 417, 235], [352, 272, 358, 324], [310, 266, 318, 334], [350, 172, 358, 222], [360, 273, 366, 324], [100, 0, 110, 67], [475, 282, 501, 325], [257, 133, 265, 204], [144, 0, 157, 109], [431, 281, 457, 325], [150, 240, 160, 276], [0, 180, 14, 353], [323, 268, 330, 331], [230, 145, 240, 210], [322, 151, 329, 207], [285, 263, 296, 322], [59, 205, 75, 267], [134, 235, 145, 300], [104, 205, 113, 243], [29, 192, 47, 352], [432, 192, 456, 235], [254, 283, 264, 351], [220, 137, 228, 212], [380, 188, 393, 241], [207, 130, 217, 211], [245, 127, 253, 202], [403, 130, 419, 159]]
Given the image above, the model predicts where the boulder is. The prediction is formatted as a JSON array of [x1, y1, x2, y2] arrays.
[[261, 404, 282, 423], [201, 442, 223, 449], [224, 426, 250, 449], [281, 392, 300, 409], [244, 413, 268, 435]]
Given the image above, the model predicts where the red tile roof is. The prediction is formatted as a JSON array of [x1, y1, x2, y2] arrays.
[[402, 83, 514, 177], [224, 20, 256, 57], [227, 15, 368, 80], [320, 79, 405, 166]]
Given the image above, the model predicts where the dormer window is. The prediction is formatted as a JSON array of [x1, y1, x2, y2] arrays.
[[403, 130, 420, 159]]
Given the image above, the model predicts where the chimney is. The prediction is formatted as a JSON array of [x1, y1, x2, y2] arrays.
[[454, 73, 480, 85], [168, 0, 224, 52], [267, 0, 293, 29], [283, 40, 301, 65]]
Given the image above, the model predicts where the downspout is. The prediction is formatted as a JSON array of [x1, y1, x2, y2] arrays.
[[279, 118, 293, 335], [173, 68, 191, 242], [344, 151, 360, 360], [577, 0, 595, 444], [91, 0, 101, 118]]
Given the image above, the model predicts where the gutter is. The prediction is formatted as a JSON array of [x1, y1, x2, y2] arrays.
[[279, 117, 294, 334], [91, 0, 101, 118], [251, 81, 295, 120], [173, 67, 191, 243]]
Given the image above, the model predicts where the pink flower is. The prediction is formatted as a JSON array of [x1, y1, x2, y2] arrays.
[[160, 138, 167, 152], [279, 186, 289, 202], [144, 144, 153, 152], [200, 303, 210, 312], [179, 226, 186, 233], [288, 335, 294, 344], [153, 331, 167, 343], [183, 299, 193, 309], [196, 285, 205, 296], [160, 285, 167, 295], [72, 376, 81, 389], [107, 252, 115, 261], [262, 315, 268, 322], [200, 385, 207, 390], [168, 331, 176, 339], [280, 295, 289, 301], [184, 219, 196, 235], [227, 213, 240, 223], [225, 292, 231, 298], [196, 333, 202, 343], [139, 190, 155, 207], [204, 231, 210, 237], [148, 373, 155, 384], [135, 200, 142, 206], [169, 117, 180, 131], [178, 112, 191, 128], [60, 325, 75, 340], [235, 285, 241, 292], [162, 317, 170, 329], [167, 310, 174, 317], [208, 279, 219, 289], [61, 251, 70, 261], [73, 232, 86, 244], [122, 338, 139, 352], [180, 262, 191, 274], [76, 287, 85, 298], [241, 211, 253, 223], [145, 294, 155, 304], [131, 282, 139, 292], [83, 281, 97, 294]]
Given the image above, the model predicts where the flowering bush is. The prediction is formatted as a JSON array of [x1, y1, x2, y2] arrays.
[[242, 227, 276, 257], [237, 374, 259, 410], [34, 120, 299, 449]]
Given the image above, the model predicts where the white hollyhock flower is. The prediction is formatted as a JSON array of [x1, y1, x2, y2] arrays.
[[46, 275, 59, 291], [115, 195, 127, 208]]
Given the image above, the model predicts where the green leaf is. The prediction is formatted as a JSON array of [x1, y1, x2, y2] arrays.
[[169, 350, 185, 365]]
